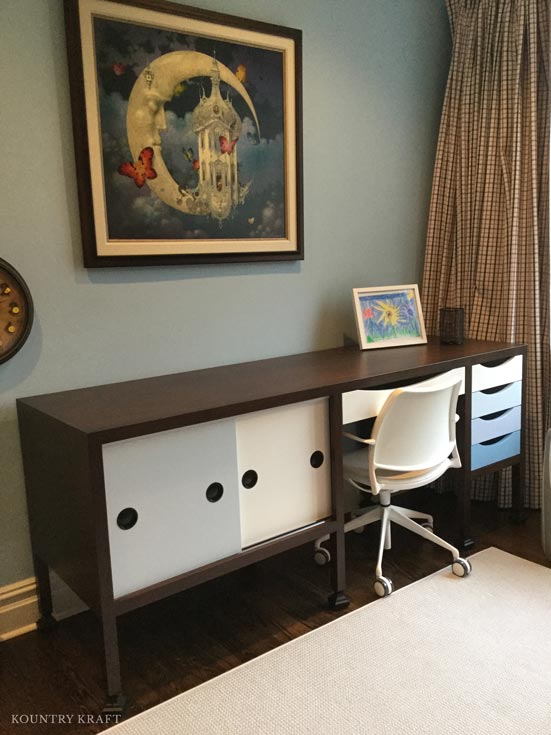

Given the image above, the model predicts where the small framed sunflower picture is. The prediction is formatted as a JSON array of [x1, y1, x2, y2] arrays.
[[352, 284, 427, 350]]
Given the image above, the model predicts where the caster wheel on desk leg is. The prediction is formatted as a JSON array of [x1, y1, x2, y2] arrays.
[[459, 536, 475, 552], [374, 577, 394, 597], [328, 591, 350, 610], [452, 558, 472, 577], [314, 547, 331, 566], [36, 615, 57, 632], [510, 509, 528, 525], [102, 693, 127, 717]]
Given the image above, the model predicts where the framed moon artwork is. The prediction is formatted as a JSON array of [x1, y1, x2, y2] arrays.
[[64, 0, 303, 267]]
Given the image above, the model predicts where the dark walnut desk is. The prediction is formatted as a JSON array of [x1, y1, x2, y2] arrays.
[[17, 337, 526, 709]]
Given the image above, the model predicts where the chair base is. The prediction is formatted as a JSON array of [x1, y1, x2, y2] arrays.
[[314, 493, 471, 595], [367, 501, 460, 581]]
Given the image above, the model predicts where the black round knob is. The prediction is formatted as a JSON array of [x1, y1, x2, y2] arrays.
[[310, 451, 325, 469], [206, 482, 224, 503], [117, 507, 138, 530], [241, 469, 258, 489]]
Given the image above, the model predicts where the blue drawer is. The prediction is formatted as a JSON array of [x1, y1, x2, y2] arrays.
[[471, 381, 522, 418], [471, 431, 521, 470], [471, 405, 522, 444]]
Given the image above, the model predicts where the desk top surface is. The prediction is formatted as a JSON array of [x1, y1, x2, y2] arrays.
[[18, 338, 525, 441]]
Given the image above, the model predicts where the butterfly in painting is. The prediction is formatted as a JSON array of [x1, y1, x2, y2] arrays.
[[219, 136, 238, 154], [112, 62, 126, 76], [182, 147, 194, 162], [247, 217, 255, 225], [235, 64, 247, 83], [118, 147, 157, 188]]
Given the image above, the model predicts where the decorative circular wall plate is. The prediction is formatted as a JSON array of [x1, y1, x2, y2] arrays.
[[0, 258, 33, 364]]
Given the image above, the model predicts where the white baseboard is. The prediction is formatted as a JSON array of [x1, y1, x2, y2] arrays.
[[0, 578, 38, 641], [0, 573, 88, 642]]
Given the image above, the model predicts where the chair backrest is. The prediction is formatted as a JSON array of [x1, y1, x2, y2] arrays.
[[369, 370, 462, 474]]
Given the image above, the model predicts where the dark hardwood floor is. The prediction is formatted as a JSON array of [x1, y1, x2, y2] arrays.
[[1, 493, 548, 735]]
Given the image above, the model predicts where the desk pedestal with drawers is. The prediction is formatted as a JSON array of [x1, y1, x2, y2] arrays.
[[17, 338, 526, 707]]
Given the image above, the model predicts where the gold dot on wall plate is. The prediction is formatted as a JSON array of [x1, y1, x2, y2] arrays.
[[11, 305, 20, 314], [7, 324, 16, 334]]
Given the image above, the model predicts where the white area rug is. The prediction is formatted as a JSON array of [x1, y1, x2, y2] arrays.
[[105, 548, 551, 734]]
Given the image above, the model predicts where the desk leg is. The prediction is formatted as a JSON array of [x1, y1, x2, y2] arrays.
[[328, 533, 348, 609], [456, 377, 474, 550], [101, 610, 126, 715], [33, 554, 57, 631], [457, 470, 475, 551], [327, 394, 349, 610], [511, 463, 527, 523], [511, 348, 528, 523]]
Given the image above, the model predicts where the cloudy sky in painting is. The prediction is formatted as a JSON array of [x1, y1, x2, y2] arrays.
[[93, 17, 286, 241]]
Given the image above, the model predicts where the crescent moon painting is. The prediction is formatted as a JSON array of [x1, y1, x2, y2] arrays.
[[65, 0, 303, 265], [125, 50, 260, 222]]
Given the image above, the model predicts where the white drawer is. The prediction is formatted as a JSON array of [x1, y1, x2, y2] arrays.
[[472, 355, 523, 392], [471, 381, 522, 418], [343, 389, 393, 423], [342, 367, 466, 423], [471, 405, 521, 444], [237, 399, 331, 547]]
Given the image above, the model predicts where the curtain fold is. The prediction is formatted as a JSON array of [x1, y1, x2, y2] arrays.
[[422, 0, 549, 508]]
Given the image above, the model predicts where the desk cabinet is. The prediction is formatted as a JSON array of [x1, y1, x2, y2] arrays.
[[469, 355, 523, 472], [104, 400, 331, 597], [17, 338, 526, 709]]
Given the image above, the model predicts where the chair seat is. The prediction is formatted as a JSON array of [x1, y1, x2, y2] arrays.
[[343, 448, 452, 492]]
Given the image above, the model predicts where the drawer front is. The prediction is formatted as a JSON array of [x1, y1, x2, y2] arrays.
[[471, 405, 521, 444], [472, 355, 523, 392], [103, 420, 242, 598], [343, 367, 466, 424], [237, 399, 331, 548], [471, 431, 521, 470], [343, 389, 392, 424], [471, 381, 522, 418]]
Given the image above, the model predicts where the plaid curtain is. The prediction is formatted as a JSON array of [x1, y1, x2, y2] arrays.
[[422, 0, 550, 508]]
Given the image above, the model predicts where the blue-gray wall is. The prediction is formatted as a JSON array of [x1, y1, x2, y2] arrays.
[[0, 0, 450, 585]]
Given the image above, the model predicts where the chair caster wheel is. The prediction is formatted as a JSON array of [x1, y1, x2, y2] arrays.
[[374, 576, 394, 597], [452, 557, 472, 577], [314, 547, 331, 566], [421, 522, 434, 532]]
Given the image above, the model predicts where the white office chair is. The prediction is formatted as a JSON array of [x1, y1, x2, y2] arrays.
[[315, 369, 472, 597]]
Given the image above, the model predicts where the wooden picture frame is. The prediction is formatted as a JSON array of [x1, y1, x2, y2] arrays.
[[64, 0, 303, 267], [352, 284, 427, 350]]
